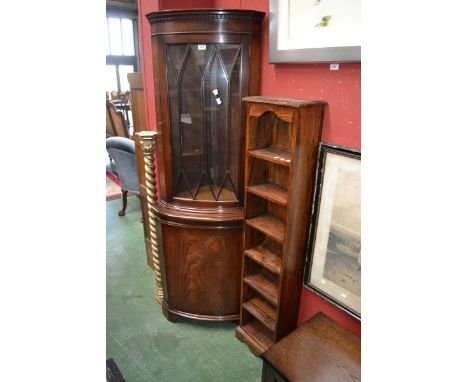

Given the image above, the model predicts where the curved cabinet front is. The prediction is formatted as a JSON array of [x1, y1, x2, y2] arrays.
[[155, 202, 243, 321]]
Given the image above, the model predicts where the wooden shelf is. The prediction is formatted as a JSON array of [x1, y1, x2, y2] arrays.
[[242, 297, 276, 332], [175, 184, 237, 201], [246, 214, 285, 243], [247, 182, 288, 206], [248, 147, 291, 166], [245, 244, 281, 275], [242, 320, 274, 349], [237, 320, 274, 354], [244, 273, 279, 306]]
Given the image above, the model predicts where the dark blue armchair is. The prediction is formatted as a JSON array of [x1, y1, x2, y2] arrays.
[[106, 137, 139, 216]]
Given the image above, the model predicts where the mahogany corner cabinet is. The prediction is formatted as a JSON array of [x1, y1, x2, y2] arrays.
[[144, 9, 265, 322]]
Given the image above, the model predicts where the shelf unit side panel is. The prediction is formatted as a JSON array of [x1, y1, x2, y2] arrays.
[[276, 104, 325, 340], [272, 107, 298, 341]]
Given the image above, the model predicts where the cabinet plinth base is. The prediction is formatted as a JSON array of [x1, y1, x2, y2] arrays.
[[162, 301, 239, 322], [235, 325, 267, 356], [161, 303, 178, 322]]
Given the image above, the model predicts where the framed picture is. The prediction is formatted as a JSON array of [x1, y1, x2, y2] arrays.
[[304, 143, 361, 319], [269, 0, 361, 63]]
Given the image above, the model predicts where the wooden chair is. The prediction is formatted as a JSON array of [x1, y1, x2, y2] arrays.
[[110, 90, 119, 101], [106, 99, 129, 139]]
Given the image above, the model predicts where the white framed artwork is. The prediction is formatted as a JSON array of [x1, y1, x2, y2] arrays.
[[269, 0, 361, 63]]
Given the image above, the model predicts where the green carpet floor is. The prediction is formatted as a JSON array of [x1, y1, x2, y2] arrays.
[[106, 196, 262, 382]]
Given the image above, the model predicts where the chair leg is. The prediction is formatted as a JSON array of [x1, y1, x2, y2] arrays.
[[118, 190, 128, 216], [137, 193, 143, 223]]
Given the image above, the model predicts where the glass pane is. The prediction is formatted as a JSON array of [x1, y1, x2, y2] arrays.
[[226, 46, 242, 197], [167, 49, 182, 195], [121, 19, 134, 56], [218, 44, 241, 78], [168, 44, 188, 77], [167, 43, 242, 202], [209, 44, 242, 201], [106, 65, 118, 94], [204, 50, 229, 200], [108, 17, 122, 55], [178, 44, 206, 198], [118, 65, 134, 93]]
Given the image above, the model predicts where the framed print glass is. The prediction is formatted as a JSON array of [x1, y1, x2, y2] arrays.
[[269, 0, 361, 63], [304, 143, 361, 319]]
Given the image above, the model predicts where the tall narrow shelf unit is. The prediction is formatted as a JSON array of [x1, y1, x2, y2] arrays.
[[235, 96, 326, 355]]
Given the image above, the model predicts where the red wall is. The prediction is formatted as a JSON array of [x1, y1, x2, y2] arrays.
[[138, 0, 360, 336], [160, 0, 215, 9]]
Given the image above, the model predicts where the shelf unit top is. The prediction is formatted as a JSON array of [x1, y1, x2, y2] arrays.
[[243, 96, 327, 108]]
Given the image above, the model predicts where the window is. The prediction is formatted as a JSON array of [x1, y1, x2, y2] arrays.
[[106, 14, 139, 94]]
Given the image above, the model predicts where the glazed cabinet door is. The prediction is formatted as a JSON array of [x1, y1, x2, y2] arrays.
[[166, 43, 243, 202]]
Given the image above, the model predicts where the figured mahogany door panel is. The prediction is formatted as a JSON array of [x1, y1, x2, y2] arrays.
[[160, 223, 243, 317]]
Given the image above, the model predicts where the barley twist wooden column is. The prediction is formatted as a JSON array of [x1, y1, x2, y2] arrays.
[[137, 131, 163, 304]]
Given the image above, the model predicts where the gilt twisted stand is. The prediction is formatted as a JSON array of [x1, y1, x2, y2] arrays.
[[136, 131, 163, 304]]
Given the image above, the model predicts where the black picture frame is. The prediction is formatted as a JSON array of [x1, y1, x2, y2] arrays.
[[304, 143, 361, 320]]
